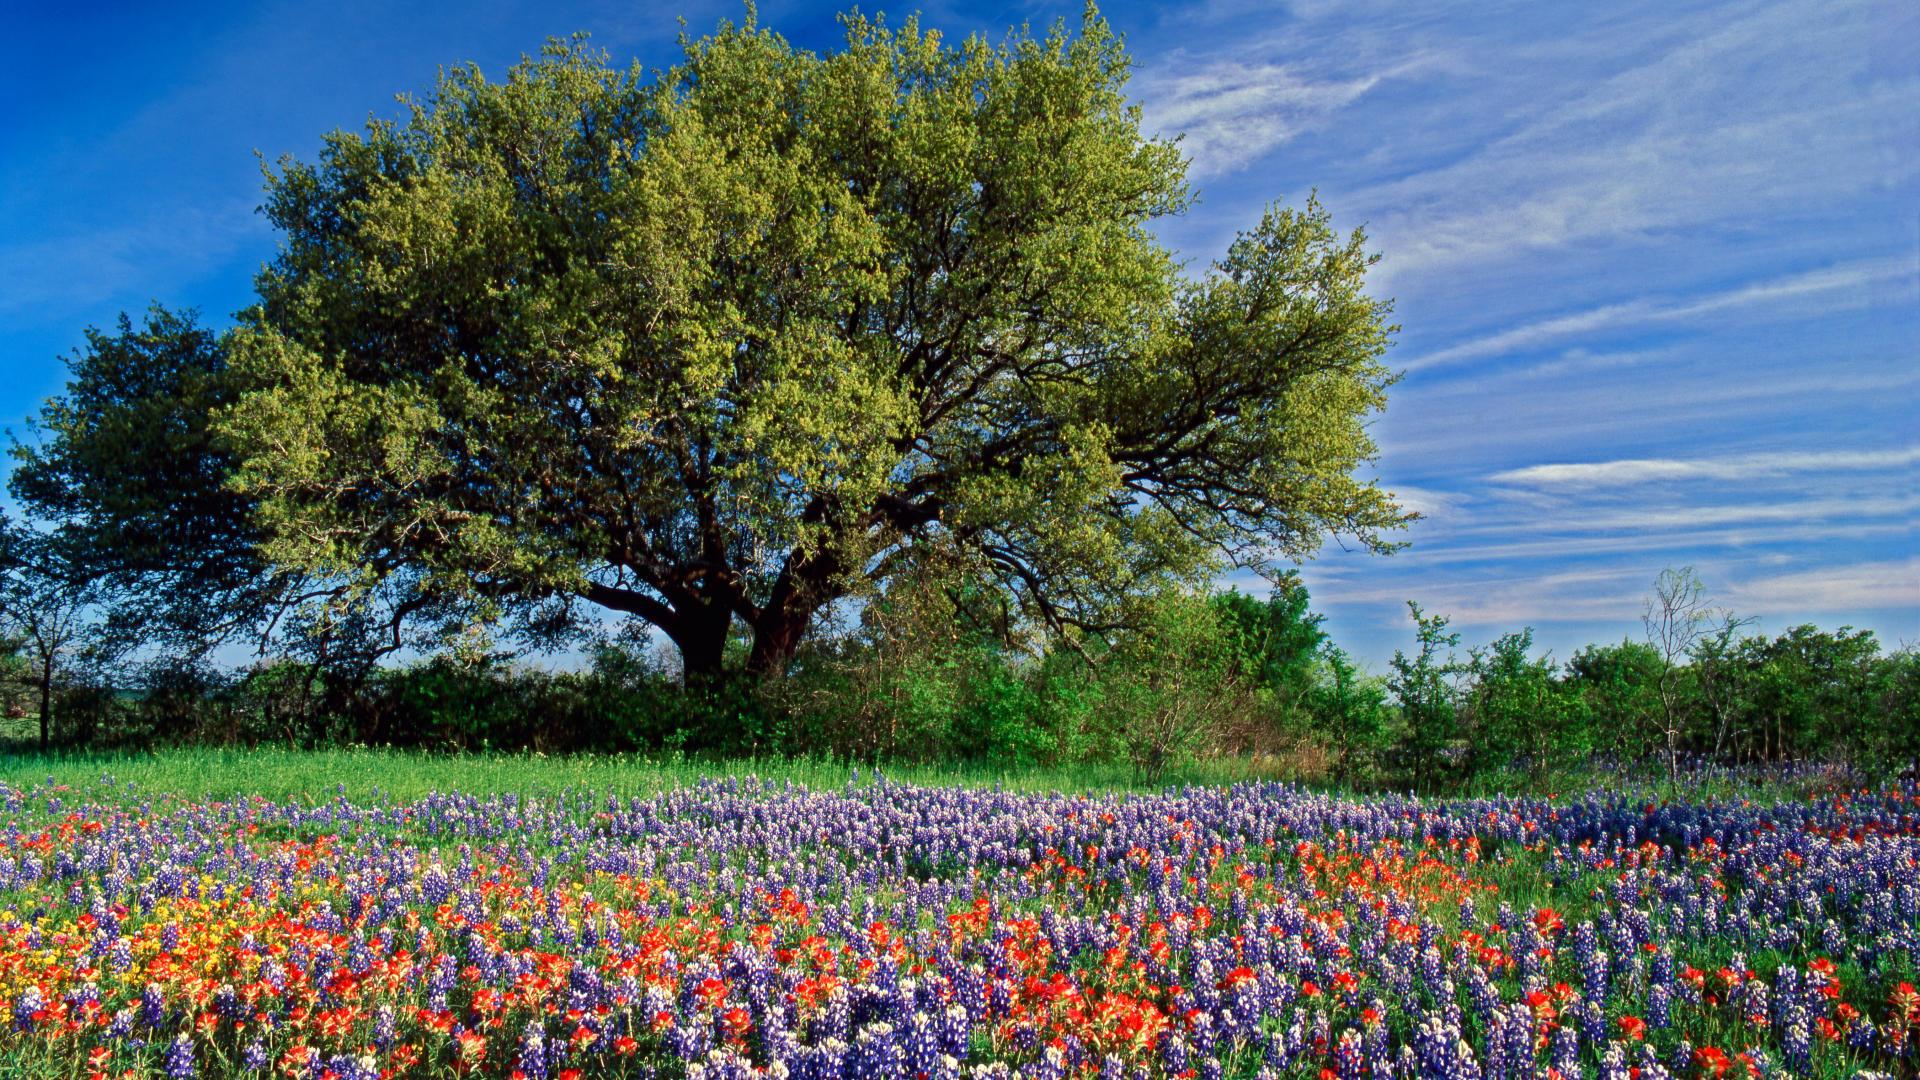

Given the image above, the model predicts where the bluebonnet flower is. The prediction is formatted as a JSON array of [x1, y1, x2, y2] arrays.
[[163, 1033, 195, 1079]]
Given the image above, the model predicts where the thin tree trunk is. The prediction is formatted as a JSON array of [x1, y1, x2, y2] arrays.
[[37, 663, 52, 752]]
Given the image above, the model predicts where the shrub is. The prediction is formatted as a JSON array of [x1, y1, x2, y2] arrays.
[[1094, 591, 1249, 784]]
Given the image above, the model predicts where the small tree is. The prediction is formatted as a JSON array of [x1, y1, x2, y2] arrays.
[[8, 307, 282, 660], [1565, 640, 1663, 757], [1869, 647, 1920, 773], [0, 517, 101, 749], [1641, 567, 1729, 790], [1464, 629, 1591, 782], [1309, 645, 1390, 785], [1102, 591, 1243, 784], [1745, 625, 1881, 761], [1212, 574, 1328, 748], [1688, 618, 1758, 759], [1388, 602, 1461, 792]]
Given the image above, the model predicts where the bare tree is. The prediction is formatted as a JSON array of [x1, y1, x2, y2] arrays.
[[1641, 567, 1730, 791], [0, 517, 99, 749]]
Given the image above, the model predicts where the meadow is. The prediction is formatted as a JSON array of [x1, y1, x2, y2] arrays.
[[0, 751, 1910, 1079]]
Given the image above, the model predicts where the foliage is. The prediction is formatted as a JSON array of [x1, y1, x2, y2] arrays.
[[1387, 601, 1461, 791], [2, 546, 1912, 788], [780, 562, 995, 763], [0, 632, 26, 721], [1564, 639, 1663, 758], [1307, 645, 1390, 784], [1463, 628, 1591, 779], [1744, 624, 1882, 759], [7, 307, 276, 658], [1209, 575, 1327, 746], [1871, 647, 1920, 766], [1089, 590, 1254, 783], [1682, 622, 1887, 764]]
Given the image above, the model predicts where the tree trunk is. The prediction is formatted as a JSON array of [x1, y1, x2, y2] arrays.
[[744, 606, 812, 680], [37, 662, 53, 752], [674, 603, 734, 690], [743, 544, 842, 681]]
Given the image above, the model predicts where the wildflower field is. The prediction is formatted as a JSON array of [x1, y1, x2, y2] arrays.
[[0, 756, 1914, 1080]]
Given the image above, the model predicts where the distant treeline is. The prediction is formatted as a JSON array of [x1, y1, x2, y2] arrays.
[[6, 568, 1913, 790]]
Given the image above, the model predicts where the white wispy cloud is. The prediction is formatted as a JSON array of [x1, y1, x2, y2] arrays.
[[1490, 447, 1920, 489], [1506, 345, 1677, 380], [1315, 552, 1920, 633], [1383, 483, 1460, 520], [0, 199, 264, 320], [1134, 57, 1386, 177], [1347, 521, 1914, 569], [1720, 557, 1920, 615], [1377, 364, 1920, 464], [1426, 489, 1920, 542], [1355, 0, 1919, 286], [1405, 257, 1914, 371], [1313, 564, 1653, 628], [1542, 494, 1918, 533]]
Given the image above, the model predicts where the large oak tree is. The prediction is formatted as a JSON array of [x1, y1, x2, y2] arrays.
[[219, 8, 1410, 683]]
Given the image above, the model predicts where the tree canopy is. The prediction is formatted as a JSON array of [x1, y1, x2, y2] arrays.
[[7, 308, 452, 672], [9, 308, 269, 654], [38, 7, 1412, 684]]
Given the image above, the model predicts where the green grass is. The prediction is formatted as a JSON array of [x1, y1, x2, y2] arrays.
[[0, 741, 1843, 807], [0, 745, 1307, 803]]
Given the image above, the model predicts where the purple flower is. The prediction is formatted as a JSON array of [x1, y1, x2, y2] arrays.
[[164, 1033, 196, 1079]]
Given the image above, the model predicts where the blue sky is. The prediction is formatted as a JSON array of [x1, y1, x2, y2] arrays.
[[2, 0, 1915, 669]]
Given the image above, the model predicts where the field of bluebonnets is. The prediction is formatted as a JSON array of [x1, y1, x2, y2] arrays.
[[0, 754, 1914, 1080]]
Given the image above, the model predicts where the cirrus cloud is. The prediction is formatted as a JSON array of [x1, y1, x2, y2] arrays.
[[1490, 446, 1920, 489]]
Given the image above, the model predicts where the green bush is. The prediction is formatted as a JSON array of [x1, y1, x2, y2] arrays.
[[1870, 648, 1920, 772], [10, 568, 1913, 791], [956, 662, 1054, 768], [1090, 591, 1250, 784], [1463, 630, 1592, 780], [1308, 646, 1391, 785], [1387, 603, 1462, 792]]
